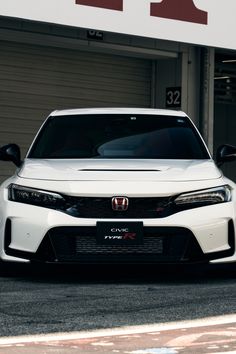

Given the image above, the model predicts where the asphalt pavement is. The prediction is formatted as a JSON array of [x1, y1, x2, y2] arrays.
[[0, 263, 236, 353]]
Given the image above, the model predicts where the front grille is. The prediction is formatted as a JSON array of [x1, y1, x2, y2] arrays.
[[63, 196, 173, 218], [42, 226, 203, 263]]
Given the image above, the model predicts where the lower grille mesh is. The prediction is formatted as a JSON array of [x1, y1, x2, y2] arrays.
[[75, 235, 163, 254], [45, 226, 203, 263]]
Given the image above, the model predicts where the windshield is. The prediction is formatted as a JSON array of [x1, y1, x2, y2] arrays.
[[28, 114, 210, 160]]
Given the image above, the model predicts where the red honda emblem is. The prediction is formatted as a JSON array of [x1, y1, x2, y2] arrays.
[[112, 197, 129, 211]]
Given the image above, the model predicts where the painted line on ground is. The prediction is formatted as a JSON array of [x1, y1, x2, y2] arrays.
[[1, 314, 236, 345]]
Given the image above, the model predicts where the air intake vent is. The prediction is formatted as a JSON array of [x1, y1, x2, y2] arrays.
[[80, 169, 159, 172]]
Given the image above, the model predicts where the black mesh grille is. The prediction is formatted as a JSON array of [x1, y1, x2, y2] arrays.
[[63, 196, 173, 219], [45, 226, 203, 263], [75, 235, 163, 254]]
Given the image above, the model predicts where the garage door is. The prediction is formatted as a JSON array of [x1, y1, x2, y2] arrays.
[[0, 40, 152, 182]]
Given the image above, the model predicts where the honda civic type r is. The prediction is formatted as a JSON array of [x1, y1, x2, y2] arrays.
[[0, 107, 236, 264]]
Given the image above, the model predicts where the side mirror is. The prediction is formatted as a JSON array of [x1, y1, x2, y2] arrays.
[[0, 144, 22, 167], [216, 144, 236, 166]]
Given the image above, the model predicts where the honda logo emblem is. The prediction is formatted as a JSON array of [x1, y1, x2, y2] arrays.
[[112, 197, 129, 211]]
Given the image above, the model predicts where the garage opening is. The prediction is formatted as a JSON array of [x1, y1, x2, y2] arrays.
[[214, 50, 236, 181], [0, 40, 153, 182]]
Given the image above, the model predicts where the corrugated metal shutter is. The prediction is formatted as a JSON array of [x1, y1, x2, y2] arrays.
[[0, 40, 152, 182]]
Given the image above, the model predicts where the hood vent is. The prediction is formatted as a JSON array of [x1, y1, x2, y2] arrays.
[[80, 169, 160, 172]]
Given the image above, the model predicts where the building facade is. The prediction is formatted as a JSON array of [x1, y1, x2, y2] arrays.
[[0, 0, 236, 181]]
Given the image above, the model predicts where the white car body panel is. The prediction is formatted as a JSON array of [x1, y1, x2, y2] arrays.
[[18, 159, 221, 182]]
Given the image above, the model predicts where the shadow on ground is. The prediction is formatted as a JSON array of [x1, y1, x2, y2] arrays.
[[0, 261, 235, 284]]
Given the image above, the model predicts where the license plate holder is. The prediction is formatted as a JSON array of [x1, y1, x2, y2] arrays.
[[96, 222, 143, 245]]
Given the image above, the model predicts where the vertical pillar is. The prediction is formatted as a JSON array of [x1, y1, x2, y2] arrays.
[[181, 49, 189, 115], [200, 48, 215, 154], [181, 45, 201, 127]]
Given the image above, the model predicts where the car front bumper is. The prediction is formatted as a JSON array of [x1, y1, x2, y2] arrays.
[[1, 199, 235, 264]]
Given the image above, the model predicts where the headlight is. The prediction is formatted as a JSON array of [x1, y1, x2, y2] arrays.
[[174, 185, 231, 210], [8, 184, 66, 210]]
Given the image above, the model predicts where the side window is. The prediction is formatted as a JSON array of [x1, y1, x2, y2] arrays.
[[170, 128, 206, 159]]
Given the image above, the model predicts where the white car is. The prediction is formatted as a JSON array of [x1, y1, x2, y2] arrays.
[[0, 108, 236, 265]]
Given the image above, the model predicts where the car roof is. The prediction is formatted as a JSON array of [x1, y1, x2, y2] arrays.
[[50, 108, 187, 117]]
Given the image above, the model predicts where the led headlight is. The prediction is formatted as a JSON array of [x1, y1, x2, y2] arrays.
[[174, 185, 231, 210], [8, 184, 66, 210]]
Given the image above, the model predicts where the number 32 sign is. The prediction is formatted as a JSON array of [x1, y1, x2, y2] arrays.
[[166, 87, 182, 108]]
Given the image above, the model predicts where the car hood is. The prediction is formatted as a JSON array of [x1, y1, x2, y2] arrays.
[[18, 159, 221, 182]]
